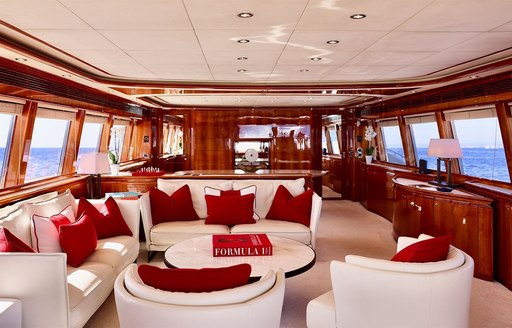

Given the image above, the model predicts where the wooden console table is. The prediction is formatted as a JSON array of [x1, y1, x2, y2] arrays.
[[393, 178, 493, 280]]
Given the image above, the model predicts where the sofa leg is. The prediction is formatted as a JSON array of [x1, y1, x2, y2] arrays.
[[147, 250, 155, 263]]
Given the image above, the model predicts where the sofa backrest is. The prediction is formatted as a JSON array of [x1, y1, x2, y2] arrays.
[[157, 178, 305, 219]]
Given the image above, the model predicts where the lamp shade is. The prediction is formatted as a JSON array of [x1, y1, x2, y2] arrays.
[[427, 139, 462, 158], [77, 152, 111, 174]]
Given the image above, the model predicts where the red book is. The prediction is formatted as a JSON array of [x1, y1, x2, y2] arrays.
[[212, 234, 272, 257]]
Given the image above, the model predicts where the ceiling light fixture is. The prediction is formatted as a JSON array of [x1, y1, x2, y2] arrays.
[[331, 90, 337, 95], [300, 69, 309, 72], [237, 39, 250, 43], [350, 14, 366, 19], [237, 12, 253, 18], [326, 40, 339, 44], [15, 57, 27, 62], [310, 57, 322, 61], [237, 56, 248, 60], [237, 69, 247, 73]]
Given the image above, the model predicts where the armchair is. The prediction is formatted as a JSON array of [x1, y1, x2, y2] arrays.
[[306, 236, 474, 328], [114, 264, 285, 328]]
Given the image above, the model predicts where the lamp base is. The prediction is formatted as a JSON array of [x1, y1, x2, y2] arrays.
[[427, 180, 462, 189]]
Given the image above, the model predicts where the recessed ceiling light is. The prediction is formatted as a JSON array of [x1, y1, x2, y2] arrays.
[[350, 14, 366, 19], [300, 69, 309, 72], [237, 12, 253, 18], [237, 69, 247, 73], [469, 75, 479, 79], [61, 74, 72, 78], [326, 40, 339, 44], [310, 57, 322, 61], [237, 56, 248, 60], [237, 39, 250, 43], [15, 57, 27, 62]]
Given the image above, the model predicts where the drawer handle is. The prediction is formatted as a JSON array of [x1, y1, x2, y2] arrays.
[[462, 218, 467, 225], [409, 202, 422, 211]]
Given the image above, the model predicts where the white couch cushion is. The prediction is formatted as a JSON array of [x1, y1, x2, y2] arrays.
[[232, 178, 305, 219], [0, 207, 32, 246], [151, 221, 230, 246], [157, 179, 232, 219], [66, 261, 115, 310], [124, 264, 276, 306], [85, 235, 139, 273], [231, 219, 311, 245], [0, 191, 58, 218]]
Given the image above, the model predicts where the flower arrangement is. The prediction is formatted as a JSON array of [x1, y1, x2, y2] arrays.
[[364, 125, 377, 156], [108, 127, 122, 164]]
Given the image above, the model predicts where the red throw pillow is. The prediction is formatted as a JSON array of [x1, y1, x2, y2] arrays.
[[77, 197, 132, 239], [59, 215, 97, 267], [149, 186, 199, 224], [0, 227, 35, 253], [138, 263, 251, 292], [205, 185, 259, 220], [204, 194, 256, 225], [266, 185, 313, 227], [391, 235, 451, 262]]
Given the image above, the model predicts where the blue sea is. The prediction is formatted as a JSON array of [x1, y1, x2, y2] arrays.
[[0, 147, 510, 183]]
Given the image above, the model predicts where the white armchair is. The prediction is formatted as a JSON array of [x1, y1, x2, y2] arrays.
[[114, 264, 286, 328], [307, 236, 474, 328]]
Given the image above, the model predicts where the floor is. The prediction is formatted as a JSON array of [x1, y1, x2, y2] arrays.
[[85, 199, 512, 328]]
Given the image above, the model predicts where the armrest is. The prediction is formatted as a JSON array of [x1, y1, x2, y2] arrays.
[[139, 192, 153, 248], [309, 192, 322, 249], [0, 298, 22, 328], [0, 253, 70, 328]]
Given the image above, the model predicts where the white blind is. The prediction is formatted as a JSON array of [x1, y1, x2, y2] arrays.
[[85, 115, 108, 124], [404, 115, 436, 125], [0, 101, 23, 115], [37, 108, 76, 120], [113, 118, 130, 126], [377, 119, 399, 127], [444, 108, 496, 121]]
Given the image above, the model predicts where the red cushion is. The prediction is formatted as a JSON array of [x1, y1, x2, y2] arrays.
[[266, 185, 313, 227], [138, 263, 251, 292], [77, 197, 132, 239], [204, 194, 256, 225], [391, 235, 452, 262], [59, 215, 98, 267], [149, 186, 199, 224], [0, 227, 35, 253]]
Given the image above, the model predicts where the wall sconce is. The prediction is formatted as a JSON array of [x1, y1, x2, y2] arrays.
[[427, 138, 462, 190], [77, 152, 111, 198]]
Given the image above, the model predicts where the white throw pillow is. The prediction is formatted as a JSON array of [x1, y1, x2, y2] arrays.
[[31, 205, 75, 252]]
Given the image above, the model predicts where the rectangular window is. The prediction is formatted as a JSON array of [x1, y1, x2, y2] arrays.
[[378, 120, 405, 165], [25, 116, 70, 181], [109, 124, 127, 162], [448, 108, 509, 182], [78, 122, 103, 158], [407, 116, 440, 170], [329, 128, 340, 155], [0, 113, 15, 187]]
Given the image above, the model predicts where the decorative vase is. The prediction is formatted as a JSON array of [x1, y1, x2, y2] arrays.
[[365, 155, 373, 164], [110, 164, 120, 176]]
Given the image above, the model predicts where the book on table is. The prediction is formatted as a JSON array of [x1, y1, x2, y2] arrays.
[[104, 191, 140, 200], [212, 234, 273, 257]]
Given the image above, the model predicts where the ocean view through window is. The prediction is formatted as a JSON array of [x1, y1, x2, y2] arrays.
[[0, 113, 14, 186]]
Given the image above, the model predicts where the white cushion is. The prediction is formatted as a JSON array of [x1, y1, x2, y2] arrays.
[[231, 219, 311, 245], [150, 221, 230, 246], [0, 191, 58, 218], [232, 178, 305, 219], [0, 207, 32, 246], [31, 205, 75, 252], [157, 179, 232, 219], [0, 298, 22, 328], [124, 264, 276, 306], [345, 247, 465, 274], [66, 261, 115, 310], [85, 236, 139, 273]]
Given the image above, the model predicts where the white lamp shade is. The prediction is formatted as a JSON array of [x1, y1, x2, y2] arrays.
[[77, 152, 111, 174], [427, 139, 462, 158]]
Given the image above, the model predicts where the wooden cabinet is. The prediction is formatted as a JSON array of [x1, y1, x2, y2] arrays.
[[393, 178, 493, 280], [366, 164, 395, 221]]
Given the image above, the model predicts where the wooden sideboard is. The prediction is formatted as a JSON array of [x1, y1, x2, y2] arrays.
[[393, 178, 493, 280]]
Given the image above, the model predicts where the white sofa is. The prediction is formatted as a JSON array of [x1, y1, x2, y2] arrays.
[[140, 178, 322, 256], [306, 235, 474, 328], [0, 190, 140, 328], [114, 264, 286, 328]]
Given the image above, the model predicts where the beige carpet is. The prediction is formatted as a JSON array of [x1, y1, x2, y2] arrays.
[[85, 200, 512, 328]]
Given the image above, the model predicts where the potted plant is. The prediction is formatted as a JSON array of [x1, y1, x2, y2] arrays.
[[108, 127, 122, 175], [364, 125, 377, 164]]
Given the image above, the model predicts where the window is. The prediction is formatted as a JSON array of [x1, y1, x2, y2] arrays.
[[407, 117, 440, 170], [78, 122, 102, 158], [0, 113, 15, 186], [449, 108, 509, 182], [109, 124, 127, 162], [379, 120, 405, 165], [25, 116, 70, 181]]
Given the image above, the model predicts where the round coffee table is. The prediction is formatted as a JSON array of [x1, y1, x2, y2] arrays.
[[164, 235, 316, 279]]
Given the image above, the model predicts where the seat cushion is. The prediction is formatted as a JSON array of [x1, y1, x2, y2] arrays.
[[66, 261, 115, 309], [231, 219, 311, 245], [150, 221, 230, 246], [84, 235, 139, 273]]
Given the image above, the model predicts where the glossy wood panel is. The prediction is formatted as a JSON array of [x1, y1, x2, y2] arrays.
[[495, 102, 512, 183], [62, 109, 85, 174], [16, 101, 37, 185], [393, 179, 493, 280], [322, 156, 342, 194], [365, 164, 396, 221], [99, 114, 113, 153]]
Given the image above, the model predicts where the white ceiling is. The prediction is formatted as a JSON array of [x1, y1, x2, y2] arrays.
[[0, 0, 511, 108]]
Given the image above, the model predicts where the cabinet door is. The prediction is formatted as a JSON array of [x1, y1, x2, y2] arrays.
[[393, 188, 434, 239]]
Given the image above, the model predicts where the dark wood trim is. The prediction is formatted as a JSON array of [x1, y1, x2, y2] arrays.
[[397, 116, 416, 167], [99, 114, 114, 153], [496, 102, 512, 183], [17, 101, 38, 185], [62, 109, 86, 174]]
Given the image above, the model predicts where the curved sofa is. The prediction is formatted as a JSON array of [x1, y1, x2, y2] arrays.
[[0, 191, 140, 328], [140, 178, 322, 257]]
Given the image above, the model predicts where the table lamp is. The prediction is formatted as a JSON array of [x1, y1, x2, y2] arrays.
[[427, 138, 462, 189], [77, 152, 111, 198]]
